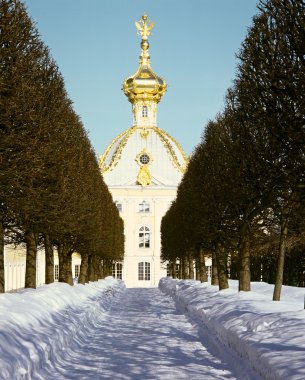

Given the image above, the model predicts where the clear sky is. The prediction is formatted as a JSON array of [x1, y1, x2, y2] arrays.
[[24, 0, 258, 156]]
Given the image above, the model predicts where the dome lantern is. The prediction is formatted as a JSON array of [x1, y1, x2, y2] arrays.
[[122, 14, 167, 111]]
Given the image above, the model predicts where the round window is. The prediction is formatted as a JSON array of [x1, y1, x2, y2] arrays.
[[139, 154, 150, 165]]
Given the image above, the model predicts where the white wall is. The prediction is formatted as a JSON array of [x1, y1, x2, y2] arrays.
[[111, 186, 176, 287], [4, 246, 81, 292]]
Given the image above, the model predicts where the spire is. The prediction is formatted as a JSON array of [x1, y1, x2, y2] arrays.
[[135, 14, 154, 66], [122, 14, 167, 105], [121, 14, 168, 187]]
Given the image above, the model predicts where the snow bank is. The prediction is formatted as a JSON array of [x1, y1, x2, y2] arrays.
[[159, 278, 305, 380], [0, 277, 125, 379]]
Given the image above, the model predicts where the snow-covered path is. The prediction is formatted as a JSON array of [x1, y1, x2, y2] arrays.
[[34, 287, 262, 380]]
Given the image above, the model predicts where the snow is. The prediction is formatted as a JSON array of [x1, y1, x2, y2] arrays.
[[159, 278, 305, 380], [0, 277, 304, 379], [0, 277, 124, 379]]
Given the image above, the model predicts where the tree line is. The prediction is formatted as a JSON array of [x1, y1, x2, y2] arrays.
[[0, 0, 124, 292], [161, 0, 305, 300]]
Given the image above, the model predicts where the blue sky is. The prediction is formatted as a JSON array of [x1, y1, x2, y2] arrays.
[[24, 0, 258, 156]]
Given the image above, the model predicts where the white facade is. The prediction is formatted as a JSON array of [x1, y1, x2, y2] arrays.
[[110, 187, 178, 287]]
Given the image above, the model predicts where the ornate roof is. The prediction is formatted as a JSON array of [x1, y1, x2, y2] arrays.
[[99, 126, 188, 187]]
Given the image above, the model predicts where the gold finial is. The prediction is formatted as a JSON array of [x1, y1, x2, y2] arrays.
[[135, 14, 155, 40]]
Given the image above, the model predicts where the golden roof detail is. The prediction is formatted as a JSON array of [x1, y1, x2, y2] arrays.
[[99, 126, 188, 176], [122, 15, 167, 104]]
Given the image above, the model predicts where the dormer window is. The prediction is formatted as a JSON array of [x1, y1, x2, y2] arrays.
[[142, 106, 148, 117]]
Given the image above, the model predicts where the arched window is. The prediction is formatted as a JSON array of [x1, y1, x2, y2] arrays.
[[142, 105, 148, 117], [139, 200, 150, 213], [139, 226, 150, 248], [138, 262, 150, 281]]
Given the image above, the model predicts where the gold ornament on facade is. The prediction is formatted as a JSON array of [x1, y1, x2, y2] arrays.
[[99, 127, 135, 174], [135, 149, 153, 186], [137, 165, 152, 187], [140, 128, 149, 139]]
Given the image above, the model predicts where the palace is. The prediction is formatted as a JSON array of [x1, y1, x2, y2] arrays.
[[3, 15, 188, 292], [99, 15, 188, 287]]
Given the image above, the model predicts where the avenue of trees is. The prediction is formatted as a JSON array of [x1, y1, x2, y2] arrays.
[[0, 0, 124, 292], [161, 0, 305, 300]]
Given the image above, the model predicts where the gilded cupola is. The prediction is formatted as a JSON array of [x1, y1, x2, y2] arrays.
[[99, 14, 188, 189], [122, 14, 167, 104]]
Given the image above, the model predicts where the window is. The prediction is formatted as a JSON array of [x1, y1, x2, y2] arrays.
[[115, 201, 122, 213], [138, 262, 150, 281], [74, 265, 80, 278], [112, 262, 123, 279], [139, 226, 150, 248], [139, 154, 150, 165], [139, 200, 150, 213], [54, 264, 59, 281], [142, 105, 148, 117]]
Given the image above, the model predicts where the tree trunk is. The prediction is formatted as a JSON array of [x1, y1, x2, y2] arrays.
[[97, 257, 103, 280], [106, 259, 112, 277], [79, 254, 88, 284], [0, 222, 4, 293], [87, 255, 95, 281], [44, 234, 54, 284], [100, 259, 105, 278], [239, 223, 251, 291], [93, 255, 101, 281], [170, 261, 176, 278], [178, 258, 182, 279], [25, 229, 37, 289], [58, 243, 73, 285], [273, 215, 289, 301], [188, 253, 194, 279], [181, 256, 188, 279], [211, 250, 219, 285], [216, 242, 229, 290], [195, 256, 200, 280], [198, 248, 208, 282], [202, 251, 208, 282]]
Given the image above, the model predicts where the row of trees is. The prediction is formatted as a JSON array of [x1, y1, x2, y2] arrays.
[[0, 0, 124, 292], [161, 0, 305, 300]]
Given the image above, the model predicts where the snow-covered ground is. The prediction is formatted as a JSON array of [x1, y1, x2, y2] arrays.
[[160, 278, 305, 380], [0, 277, 304, 379], [0, 277, 124, 379]]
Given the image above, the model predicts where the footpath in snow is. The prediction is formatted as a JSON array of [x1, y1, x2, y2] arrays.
[[0, 277, 304, 379], [0, 277, 262, 380], [160, 278, 305, 380]]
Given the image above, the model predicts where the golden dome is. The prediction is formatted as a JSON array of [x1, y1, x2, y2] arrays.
[[122, 15, 167, 104]]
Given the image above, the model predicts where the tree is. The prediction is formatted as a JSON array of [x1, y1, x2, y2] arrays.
[[234, 0, 305, 299]]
